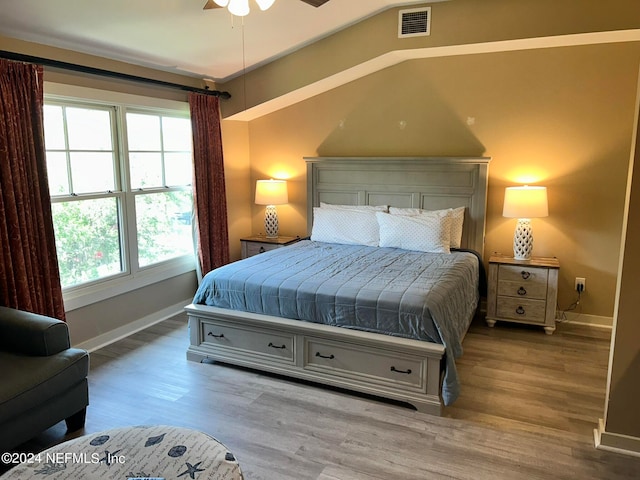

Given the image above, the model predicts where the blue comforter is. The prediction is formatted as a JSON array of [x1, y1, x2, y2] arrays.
[[193, 240, 480, 405]]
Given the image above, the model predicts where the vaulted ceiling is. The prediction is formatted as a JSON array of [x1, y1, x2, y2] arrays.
[[0, 0, 441, 82]]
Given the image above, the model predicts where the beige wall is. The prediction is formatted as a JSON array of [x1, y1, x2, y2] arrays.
[[603, 68, 640, 440], [221, 0, 640, 118], [0, 34, 206, 101], [242, 43, 640, 319], [66, 272, 197, 346], [221, 120, 253, 260]]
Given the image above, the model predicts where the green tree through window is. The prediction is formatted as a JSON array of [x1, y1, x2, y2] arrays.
[[44, 101, 194, 290]]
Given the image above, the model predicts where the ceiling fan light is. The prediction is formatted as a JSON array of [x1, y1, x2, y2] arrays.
[[255, 0, 275, 11], [228, 0, 250, 16], [213, 0, 229, 6]]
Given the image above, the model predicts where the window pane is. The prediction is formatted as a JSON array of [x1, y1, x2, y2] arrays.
[[66, 107, 113, 151], [46, 152, 69, 195], [69, 152, 115, 193], [136, 191, 193, 267], [129, 152, 163, 189], [162, 116, 192, 151], [52, 198, 123, 288], [164, 153, 192, 186], [127, 113, 161, 151], [43, 105, 66, 149]]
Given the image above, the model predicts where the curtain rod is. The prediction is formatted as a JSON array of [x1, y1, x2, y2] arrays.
[[0, 50, 231, 99]]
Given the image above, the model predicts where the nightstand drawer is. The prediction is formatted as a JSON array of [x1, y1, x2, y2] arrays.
[[496, 297, 546, 324], [240, 235, 302, 259], [497, 280, 547, 300], [498, 264, 548, 284], [244, 242, 280, 257]]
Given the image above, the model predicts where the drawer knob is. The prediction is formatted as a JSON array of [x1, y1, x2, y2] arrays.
[[268, 342, 286, 349], [315, 352, 335, 360], [390, 366, 412, 375], [207, 332, 225, 338], [517, 286, 527, 296], [520, 271, 531, 280], [515, 306, 526, 315], [259, 246, 266, 253]]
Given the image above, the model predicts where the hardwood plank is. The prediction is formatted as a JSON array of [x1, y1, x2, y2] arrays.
[[318, 465, 397, 480]]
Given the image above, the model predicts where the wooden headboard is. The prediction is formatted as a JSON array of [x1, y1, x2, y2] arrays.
[[305, 156, 491, 255]]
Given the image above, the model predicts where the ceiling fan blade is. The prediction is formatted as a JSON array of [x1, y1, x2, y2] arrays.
[[203, 0, 223, 10], [299, 0, 330, 7]]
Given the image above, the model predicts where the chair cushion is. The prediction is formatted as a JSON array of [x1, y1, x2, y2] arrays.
[[0, 348, 89, 424]]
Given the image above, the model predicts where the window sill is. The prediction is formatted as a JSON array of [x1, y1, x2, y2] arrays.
[[62, 256, 196, 312]]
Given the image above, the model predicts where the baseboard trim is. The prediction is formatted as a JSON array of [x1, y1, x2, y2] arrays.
[[563, 312, 613, 329], [594, 419, 640, 458], [73, 299, 191, 352]]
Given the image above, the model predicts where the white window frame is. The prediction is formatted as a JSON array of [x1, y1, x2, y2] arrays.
[[44, 83, 196, 312]]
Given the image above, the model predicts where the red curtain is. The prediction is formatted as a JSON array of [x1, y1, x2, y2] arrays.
[[0, 59, 66, 320], [189, 93, 230, 276]]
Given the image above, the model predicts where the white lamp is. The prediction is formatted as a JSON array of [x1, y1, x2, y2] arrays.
[[255, 179, 288, 238], [503, 185, 548, 260], [255, 0, 275, 10]]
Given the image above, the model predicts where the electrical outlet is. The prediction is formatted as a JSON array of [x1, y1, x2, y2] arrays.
[[575, 277, 586, 293]]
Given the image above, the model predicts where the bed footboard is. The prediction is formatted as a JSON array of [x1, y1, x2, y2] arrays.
[[185, 303, 446, 415]]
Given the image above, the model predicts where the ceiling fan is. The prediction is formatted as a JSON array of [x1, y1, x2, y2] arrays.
[[203, 0, 330, 12]]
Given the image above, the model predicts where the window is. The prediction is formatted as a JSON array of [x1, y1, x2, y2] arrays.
[[126, 112, 194, 267], [44, 99, 194, 304]]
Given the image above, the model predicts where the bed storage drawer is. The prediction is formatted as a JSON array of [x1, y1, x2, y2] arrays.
[[187, 305, 447, 415], [201, 320, 295, 362], [303, 337, 424, 390]]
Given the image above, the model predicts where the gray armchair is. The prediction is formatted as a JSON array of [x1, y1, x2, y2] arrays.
[[0, 306, 89, 452]]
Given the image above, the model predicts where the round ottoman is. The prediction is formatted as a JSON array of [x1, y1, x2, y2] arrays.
[[2, 425, 243, 479]]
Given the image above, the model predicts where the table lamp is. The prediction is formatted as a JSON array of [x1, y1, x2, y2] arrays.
[[255, 179, 288, 238], [502, 185, 548, 260]]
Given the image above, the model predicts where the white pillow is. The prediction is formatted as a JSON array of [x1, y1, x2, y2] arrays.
[[376, 211, 451, 253], [448, 206, 465, 249], [311, 208, 379, 246], [388, 207, 423, 216], [320, 202, 388, 212], [389, 206, 465, 249]]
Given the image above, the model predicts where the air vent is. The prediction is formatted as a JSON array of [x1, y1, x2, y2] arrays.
[[398, 7, 431, 38]]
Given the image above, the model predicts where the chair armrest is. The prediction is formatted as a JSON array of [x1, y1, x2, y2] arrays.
[[0, 306, 70, 356]]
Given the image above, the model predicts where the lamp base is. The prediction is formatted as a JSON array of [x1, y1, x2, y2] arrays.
[[264, 205, 279, 238], [513, 218, 533, 260]]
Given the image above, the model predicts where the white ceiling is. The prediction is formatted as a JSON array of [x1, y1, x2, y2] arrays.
[[0, 0, 437, 82]]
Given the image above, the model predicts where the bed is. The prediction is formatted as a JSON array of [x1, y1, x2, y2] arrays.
[[185, 156, 490, 414]]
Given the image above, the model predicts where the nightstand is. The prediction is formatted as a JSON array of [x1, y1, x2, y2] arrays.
[[240, 235, 302, 259], [486, 254, 560, 335]]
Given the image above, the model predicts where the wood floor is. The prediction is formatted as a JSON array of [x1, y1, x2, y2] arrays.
[[7, 314, 640, 479]]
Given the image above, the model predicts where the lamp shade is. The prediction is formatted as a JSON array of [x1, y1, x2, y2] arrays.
[[503, 186, 548, 219], [255, 0, 275, 10], [255, 179, 288, 205]]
